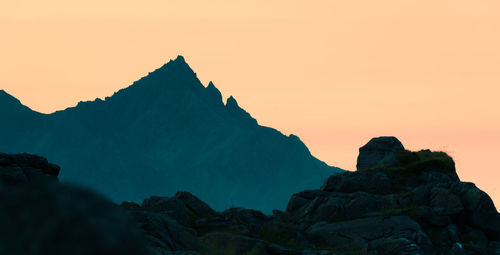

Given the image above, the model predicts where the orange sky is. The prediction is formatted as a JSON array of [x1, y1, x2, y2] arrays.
[[1, 0, 499, 208]]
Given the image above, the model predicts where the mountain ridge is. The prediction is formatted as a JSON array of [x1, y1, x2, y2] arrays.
[[0, 55, 342, 212]]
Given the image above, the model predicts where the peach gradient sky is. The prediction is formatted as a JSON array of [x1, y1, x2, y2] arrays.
[[1, 1, 499, 207]]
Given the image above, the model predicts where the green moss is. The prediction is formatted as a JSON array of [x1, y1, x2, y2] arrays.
[[362, 149, 455, 177], [395, 150, 455, 174]]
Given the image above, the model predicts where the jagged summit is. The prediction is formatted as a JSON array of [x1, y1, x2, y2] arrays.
[[205, 81, 223, 105], [0, 56, 342, 212], [157, 55, 192, 73], [174, 54, 186, 63]]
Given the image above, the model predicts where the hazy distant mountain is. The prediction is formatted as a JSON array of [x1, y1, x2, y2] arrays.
[[0, 56, 342, 212]]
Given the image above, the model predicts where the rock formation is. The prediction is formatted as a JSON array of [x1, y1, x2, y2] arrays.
[[2, 136, 499, 254]]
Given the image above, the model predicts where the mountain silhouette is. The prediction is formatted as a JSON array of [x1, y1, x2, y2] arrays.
[[0, 56, 342, 212]]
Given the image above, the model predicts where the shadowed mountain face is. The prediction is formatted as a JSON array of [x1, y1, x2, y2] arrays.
[[0, 56, 342, 212]]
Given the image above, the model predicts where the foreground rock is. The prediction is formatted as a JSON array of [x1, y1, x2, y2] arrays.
[[286, 137, 500, 254], [3, 137, 500, 255], [0, 153, 150, 255], [118, 137, 499, 254]]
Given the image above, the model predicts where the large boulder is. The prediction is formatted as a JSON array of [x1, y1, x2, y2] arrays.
[[0, 152, 60, 184], [141, 191, 217, 227], [356, 136, 405, 170]]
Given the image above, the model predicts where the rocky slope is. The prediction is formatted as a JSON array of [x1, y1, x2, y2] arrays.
[[0, 56, 341, 212], [1, 137, 499, 254]]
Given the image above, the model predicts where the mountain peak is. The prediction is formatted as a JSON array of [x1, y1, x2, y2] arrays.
[[155, 55, 193, 75], [174, 55, 186, 63], [226, 95, 238, 108], [205, 81, 223, 105], [164, 55, 188, 68]]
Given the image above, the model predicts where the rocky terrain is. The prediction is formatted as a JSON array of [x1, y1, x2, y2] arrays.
[[1, 137, 500, 254]]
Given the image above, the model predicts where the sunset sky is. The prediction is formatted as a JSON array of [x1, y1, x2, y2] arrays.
[[1, 1, 499, 207]]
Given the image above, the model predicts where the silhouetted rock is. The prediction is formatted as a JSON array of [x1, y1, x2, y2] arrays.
[[284, 137, 500, 254], [0, 153, 149, 255], [0, 56, 342, 212], [356, 136, 405, 170]]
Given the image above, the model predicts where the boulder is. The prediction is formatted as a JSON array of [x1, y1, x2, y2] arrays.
[[141, 191, 217, 227], [356, 136, 405, 170], [0, 153, 60, 185]]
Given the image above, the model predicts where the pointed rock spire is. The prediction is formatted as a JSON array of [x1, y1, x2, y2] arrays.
[[206, 81, 223, 105], [226, 95, 239, 110]]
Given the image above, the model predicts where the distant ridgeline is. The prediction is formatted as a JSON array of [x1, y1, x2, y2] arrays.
[[0, 56, 342, 212]]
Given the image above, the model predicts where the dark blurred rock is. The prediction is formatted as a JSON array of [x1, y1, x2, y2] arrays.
[[0, 182, 149, 255]]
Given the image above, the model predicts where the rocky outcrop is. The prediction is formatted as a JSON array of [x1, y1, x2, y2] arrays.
[[285, 137, 499, 254], [2, 136, 500, 255], [119, 137, 499, 255]]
